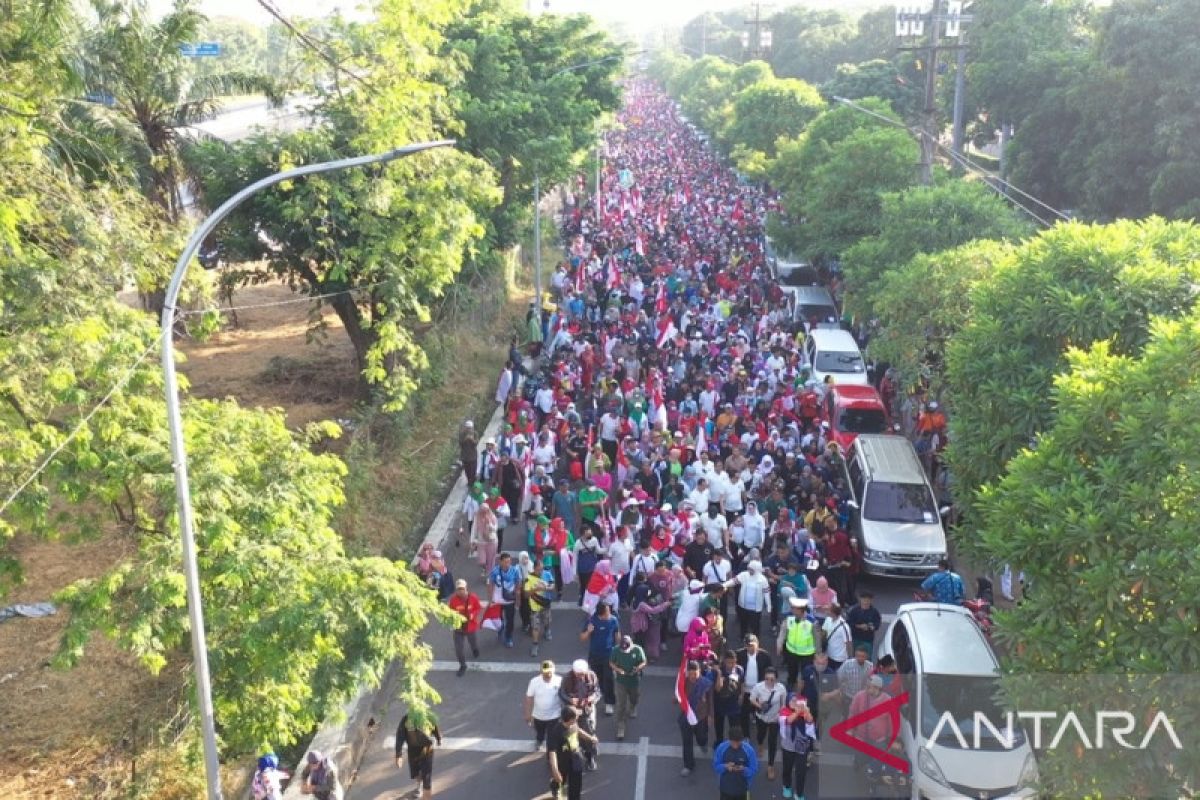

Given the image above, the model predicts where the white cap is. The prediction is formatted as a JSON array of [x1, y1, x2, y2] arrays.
[[661, 503, 673, 512], [689, 579, 703, 591], [572, 659, 589, 673]]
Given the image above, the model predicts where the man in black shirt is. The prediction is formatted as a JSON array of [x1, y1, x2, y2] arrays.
[[635, 460, 661, 503], [684, 529, 716, 579], [546, 706, 597, 800]]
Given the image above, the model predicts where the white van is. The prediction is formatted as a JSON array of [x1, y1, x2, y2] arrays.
[[804, 327, 869, 386], [880, 603, 1038, 799], [840, 434, 946, 576]]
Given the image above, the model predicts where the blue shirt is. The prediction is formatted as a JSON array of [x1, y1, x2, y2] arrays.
[[713, 740, 758, 794], [921, 570, 964, 605], [585, 614, 619, 657]]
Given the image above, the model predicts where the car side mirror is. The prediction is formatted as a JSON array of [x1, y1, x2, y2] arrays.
[[938, 505, 952, 517]]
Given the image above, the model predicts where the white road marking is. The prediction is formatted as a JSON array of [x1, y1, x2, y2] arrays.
[[431, 660, 678, 678], [634, 736, 649, 800], [378, 734, 856, 769]]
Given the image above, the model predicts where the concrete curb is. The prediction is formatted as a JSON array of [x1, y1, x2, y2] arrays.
[[279, 403, 507, 799]]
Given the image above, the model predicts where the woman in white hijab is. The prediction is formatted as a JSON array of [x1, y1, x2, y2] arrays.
[[751, 455, 775, 493], [728, 558, 772, 643], [742, 500, 767, 554]]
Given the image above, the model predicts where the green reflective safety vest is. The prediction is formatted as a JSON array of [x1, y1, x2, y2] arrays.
[[786, 618, 816, 656]]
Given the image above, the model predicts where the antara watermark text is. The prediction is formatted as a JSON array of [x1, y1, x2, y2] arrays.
[[926, 711, 1183, 751]]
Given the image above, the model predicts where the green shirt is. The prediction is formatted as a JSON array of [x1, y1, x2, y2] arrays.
[[610, 645, 647, 688], [579, 487, 607, 522]]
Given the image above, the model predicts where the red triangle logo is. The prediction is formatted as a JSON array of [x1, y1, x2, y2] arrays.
[[828, 690, 911, 774]]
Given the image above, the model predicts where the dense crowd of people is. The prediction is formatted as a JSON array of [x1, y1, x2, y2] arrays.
[[391, 81, 958, 800]]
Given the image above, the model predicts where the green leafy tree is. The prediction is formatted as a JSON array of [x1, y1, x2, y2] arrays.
[[679, 11, 744, 65], [822, 59, 923, 122], [972, 314, 1200, 796], [188, 0, 500, 410], [769, 99, 918, 260], [767, 7, 856, 85], [843, 178, 1032, 312], [442, 3, 623, 248], [669, 55, 737, 134], [945, 218, 1200, 511], [863, 240, 1011, 394], [722, 77, 825, 157]]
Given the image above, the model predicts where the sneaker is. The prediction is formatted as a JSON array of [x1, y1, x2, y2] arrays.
[[505, 638, 514, 648], [767, 765, 776, 781], [604, 704, 614, 716], [586, 756, 597, 771], [531, 644, 539, 657], [533, 739, 543, 751], [456, 664, 467, 677], [630, 706, 638, 719], [698, 744, 708, 755], [782, 789, 793, 799], [680, 767, 692, 777], [545, 629, 553, 641]]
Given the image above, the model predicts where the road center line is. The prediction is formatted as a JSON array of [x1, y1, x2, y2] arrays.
[[634, 736, 649, 800]]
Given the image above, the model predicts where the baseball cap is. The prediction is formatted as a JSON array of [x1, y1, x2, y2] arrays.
[[572, 659, 589, 673], [454, 579, 467, 589], [541, 660, 555, 673]]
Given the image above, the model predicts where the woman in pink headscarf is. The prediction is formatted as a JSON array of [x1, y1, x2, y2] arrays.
[[810, 575, 837, 624], [682, 616, 713, 663], [582, 559, 618, 614], [412, 542, 436, 580]]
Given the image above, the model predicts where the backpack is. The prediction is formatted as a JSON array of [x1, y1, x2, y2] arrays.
[[577, 543, 600, 575]]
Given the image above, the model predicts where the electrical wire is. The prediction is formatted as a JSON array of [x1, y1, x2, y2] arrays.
[[255, 0, 375, 92], [0, 340, 159, 521], [829, 95, 1070, 225]]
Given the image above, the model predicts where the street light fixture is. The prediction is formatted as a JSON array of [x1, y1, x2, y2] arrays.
[[160, 139, 456, 800]]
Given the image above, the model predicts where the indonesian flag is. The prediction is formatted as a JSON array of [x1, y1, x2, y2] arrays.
[[481, 603, 504, 631], [656, 204, 667, 234], [574, 264, 585, 293], [607, 255, 621, 290], [696, 415, 708, 456], [675, 655, 698, 725], [655, 316, 677, 349], [655, 281, 668, 315]]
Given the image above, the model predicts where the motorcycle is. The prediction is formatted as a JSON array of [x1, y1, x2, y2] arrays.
[[964, 576, 995, 638]]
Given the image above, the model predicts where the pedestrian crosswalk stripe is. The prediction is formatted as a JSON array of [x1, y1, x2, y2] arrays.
[[378, 734, 855, 768]]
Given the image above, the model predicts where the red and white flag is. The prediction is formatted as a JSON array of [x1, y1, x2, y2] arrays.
[[675, 656, 698, 725], [606, 255, 621, 290], [696, 415, 708, 456], [634, 234, 645, 257], [655, 281, 668, 314], [655, 316, 677, 349]]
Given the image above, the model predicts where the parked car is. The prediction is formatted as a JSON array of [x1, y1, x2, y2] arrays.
[[879, 603, 1038, 799], [825, 384, 890, 450], [839, 434, 946, 576]]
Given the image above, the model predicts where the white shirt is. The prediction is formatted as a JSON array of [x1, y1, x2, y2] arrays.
[[749, 681, 787, 723], [599, 413, 621, 441], [703, 559, 732, 585], [699, 512, 728, 544], [526, 674, 564, 721], [735, 570, 771, 612], [707, 472, 729, 505], [823, 616, 853, 662], [535, 387, 555, 414], [699, 390, 719, 416], [608, 537, 634, 574], [722, 477, 745, 512], [687, 488, 710, 515]]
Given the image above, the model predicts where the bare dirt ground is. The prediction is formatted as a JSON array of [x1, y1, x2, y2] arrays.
[[178, 282, 360, 426]]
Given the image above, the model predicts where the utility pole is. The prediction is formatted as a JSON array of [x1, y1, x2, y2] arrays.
[[743, 4, 772, 61], [896, 1, 972, 185], [533, 174, 542, 327], [701, 13, 707, 56], [951, 32, 967, 169]]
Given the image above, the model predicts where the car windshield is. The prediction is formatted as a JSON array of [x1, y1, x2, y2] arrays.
[[920, 674, 1026, 751], [863, 481, 937, 523], [780, 269, 818, 286], [799, 304, 838, 324], [838, 407, 887, 433], [814, 350, 864, 374]]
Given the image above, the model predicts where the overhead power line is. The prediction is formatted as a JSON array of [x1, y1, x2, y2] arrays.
[[255, 0, 374, 92]]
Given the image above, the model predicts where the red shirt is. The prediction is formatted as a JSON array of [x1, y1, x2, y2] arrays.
[[447, 593, 482, 634], [825, 530, 852, 566]]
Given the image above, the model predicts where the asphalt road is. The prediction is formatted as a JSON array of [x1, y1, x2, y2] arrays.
[[349, 523, 918, 800]]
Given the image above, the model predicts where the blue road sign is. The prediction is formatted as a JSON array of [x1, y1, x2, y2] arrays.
[[180, 42, 221, 57]]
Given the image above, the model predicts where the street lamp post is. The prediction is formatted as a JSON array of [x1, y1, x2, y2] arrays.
[[160, 139, 455, 800]]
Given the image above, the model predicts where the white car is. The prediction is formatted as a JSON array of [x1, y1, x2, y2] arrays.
[[879, 603, 1038, 799], [804, 327, 870, 386]]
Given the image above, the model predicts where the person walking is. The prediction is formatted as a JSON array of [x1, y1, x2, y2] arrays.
[[712, 726, 759, 800], [559, 659, 602, 770], [846, 590, 882, 659], [747, 667, 787, 780], [251, 753, 288, 800], [580, 601, 620, 715], [300, 750, 343, 800], [525, 660, 564, 751], [713, 650, 745, 745], [778, 695, 818, 800], [821, 603, 853, 671], [526, 555, 556, 658], [394, 710, 442, 800], [679, 659, 719, 777], [546, 706, 596, 800], [609, 634, 647, 740], [920, 558, 965, 605], [459, 420, 478, 486], [735, 634, 772, 735], [488, 552, 521, 648], [729, 559, 771, 642], [472, 500, 499, 578], [446, 579, 481, 677], [777, 597, 817, 688]]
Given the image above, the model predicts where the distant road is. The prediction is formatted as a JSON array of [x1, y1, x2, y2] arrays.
[[184, 95, 316, 143]]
